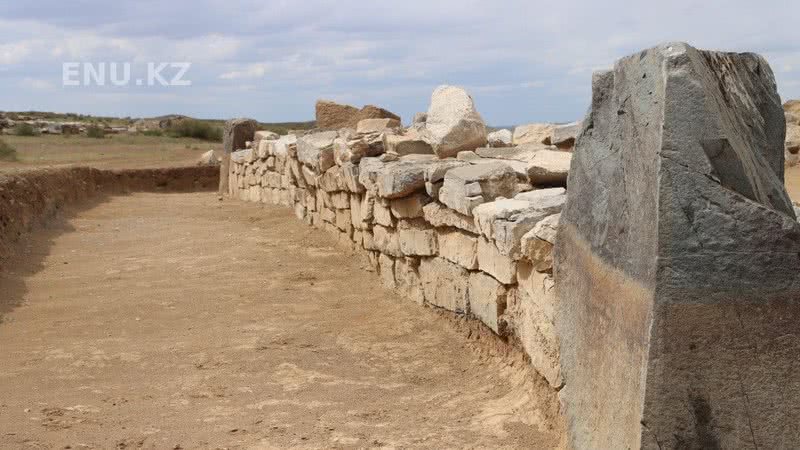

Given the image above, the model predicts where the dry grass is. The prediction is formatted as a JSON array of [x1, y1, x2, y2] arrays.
[[0, 133, 216, 172]]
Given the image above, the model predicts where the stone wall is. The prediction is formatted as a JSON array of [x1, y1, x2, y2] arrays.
[[226, 102, 569, 390], [0, 166, 219, 265]]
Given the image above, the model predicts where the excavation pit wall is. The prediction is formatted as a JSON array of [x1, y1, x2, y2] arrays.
[[227, 136, 564, 390], [0, 166, 219, 264]]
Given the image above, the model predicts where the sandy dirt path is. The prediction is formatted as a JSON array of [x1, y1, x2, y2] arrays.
[[0, 192, 561, 449]]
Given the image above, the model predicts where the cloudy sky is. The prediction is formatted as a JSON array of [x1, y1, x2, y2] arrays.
[[1, 1, 798, 126]]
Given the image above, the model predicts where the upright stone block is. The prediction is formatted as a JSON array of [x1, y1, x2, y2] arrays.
[[219, 118, 257, 194], [554, 42, 800, 450]]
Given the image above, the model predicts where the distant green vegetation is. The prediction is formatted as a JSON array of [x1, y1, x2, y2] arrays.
[[0, 138, 17, 161], [257, 121, 316, 135], [86, 125, 106, 139], [165, 119, 223, 142], [13, 123, 38, 136]]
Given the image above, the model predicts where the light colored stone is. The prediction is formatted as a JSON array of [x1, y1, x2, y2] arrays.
[[389, 193, 428, 219], [468, 271, 507, 334], [197, 149, 220, 166], [382, 129, 434, 156], [297, 131, 338, 172], [419, 257, 469, 314], [372, 225, 402, 257], [356, 118, 400, 134], [437, 229, 478, 269], [393, 258, 424, 304], [477, 238, 516, 284], [512, 123, 553, 146], [398, 221, 437, 256], [421, 85, 487, 158], [532, 213, 560, 243], [378, 253, 396, 288], [421, 202, 479, 234], [373, 199, 394, 227], [525, 150, 571, 186], [487, 129, 513, 147], [550, 121, 581, 149], [438, 162, 517, 215]]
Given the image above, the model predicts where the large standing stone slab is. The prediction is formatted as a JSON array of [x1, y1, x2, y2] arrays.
[[220, 118, 256, 194], [554, 42, 800, 450]]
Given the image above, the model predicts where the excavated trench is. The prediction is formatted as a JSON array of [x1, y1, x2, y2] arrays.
[[0, 169, 563, 448]]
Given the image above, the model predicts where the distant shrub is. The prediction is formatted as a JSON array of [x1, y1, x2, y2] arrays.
[[141, 129, 163, 137], [86, 125, 106, 139], [0, 139, 17, 161], [13, 123, 38, 136], [167, 119, 222, 142]]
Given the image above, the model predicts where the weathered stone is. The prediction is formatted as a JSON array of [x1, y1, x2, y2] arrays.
[[315, 100, 359, 129], [477, 238, 516, 284], [297, 131, 338, 172], [437, 229, 478, 269], [421, 201, 479, 234], [555, 43, 800, 450], [220, 118, 257, 194], [512, 123, 553, 146], [520, 233, 553, 272], [473, 197, 561, 258], [456, 150, 480, 161], [339, 162, 365, 193], [438, 162, 517, 215], [393, 257, 424, 304], [550, 121, 581, 149], [389, 193, 428, 219], [372, 225, 402, 257], [373, 199, 395, 227], [378, 253, 396, 288], [487, 129, 513, 147], [376, 160, 430, 199], [382, 129, 434, 156], [532, 213, 560, 243], [398, 221, 437, 256], [316, 100, 401, 129], [412, 112, 427, 124], [419, 257, 469, 314], [254, 130, 279, 144], [421, 85, 487, 158], [468, 271, 507, 334], [506, 264, 561, 388], [357, 118, 400, 134], [317, 166, 347, 192], [525, 150, 571, 186]]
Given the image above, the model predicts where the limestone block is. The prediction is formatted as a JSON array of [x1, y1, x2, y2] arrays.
[[398, 221, 438, 256], [550, 120, 581, 149], [437, 229, 478, 269], [340, 162, 365, 193], [421, 85, 488, 158], [357, 118, 400, 134], [438, 162, 517, 215], [421, 201, 479, 234], [393, 257, 424, 304], [378, 253, 396, 289], [525, 150, 571, 186], [487, 129, 513, 148], [297, 131, 338, 172], [373, 199, 395, 227], [383, 129, 434, 156], [335, 208, 352, 231], [512, 123, 553, 146], [477, 238, 517, 284], [419, 257, 469, 314], [468, 271, 507, 334], [372, 225, 402, 257], [389, 193, 428, 219]]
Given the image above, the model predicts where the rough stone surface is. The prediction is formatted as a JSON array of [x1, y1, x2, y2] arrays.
[[512, 123, 553, 146], [525, 150, 571, 186], [555, 42, 800, 450], [220, 118, 257, 194], [421, 202, 479, 234], [297, 131, 338, 172], [419, 257, 469, 314], [549, 121, 581, 149], [398, 221, 438, 256], [477, 238, 517, 284], [316, 100, 359, 129], [356, 118, 400, 134], [383, 129, 434, 156], [422, 85, 488, 158], [438, 162, 517, 215], [473, 197, 562, 258], [437, 229, 479, 269], [468, 271, 507, 334], [487, 129, 513, 147]]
